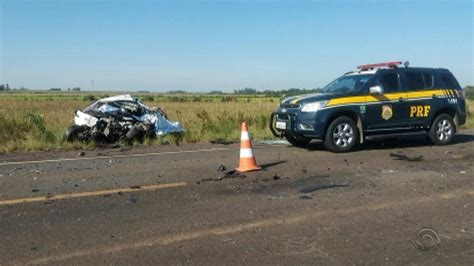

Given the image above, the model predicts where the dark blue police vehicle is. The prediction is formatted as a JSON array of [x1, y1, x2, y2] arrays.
[[270, 61, 467, 152]]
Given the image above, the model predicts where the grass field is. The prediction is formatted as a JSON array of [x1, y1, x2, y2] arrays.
[[0, 92, 280, 153], [0, 92, 472, 153]]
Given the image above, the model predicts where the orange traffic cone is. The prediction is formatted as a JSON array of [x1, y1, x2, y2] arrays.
[[236, 122, 261, 172]]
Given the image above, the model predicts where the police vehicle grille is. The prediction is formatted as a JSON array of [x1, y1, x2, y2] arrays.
[[280, 103, 301, 109], [277, 113, 296, 120]]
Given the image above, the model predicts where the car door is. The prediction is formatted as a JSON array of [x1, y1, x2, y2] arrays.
[[364, 71, 409, 130]]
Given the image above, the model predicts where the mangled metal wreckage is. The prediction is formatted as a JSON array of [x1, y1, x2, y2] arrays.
[[64, 95, 184, 143]]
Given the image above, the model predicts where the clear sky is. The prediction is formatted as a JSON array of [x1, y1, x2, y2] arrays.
[[0, 0, 473, 91]]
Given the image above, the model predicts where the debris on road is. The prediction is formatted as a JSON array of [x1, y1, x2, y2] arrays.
[[299, 195, 313, 200], [216, 165, 227, 172], [197, 169, 247, 184], [31, 189, 40, 193], [64, 94, 184, 144], [221, 170, 246, 179], [272, 174, 280, 180], [210, 139, 235, 145], [126, 196, 137, 204], [414, 228, 441, 251], [129, 185, 141, 189], [390, 153, 424, 162], [78, 151, 85, 157]]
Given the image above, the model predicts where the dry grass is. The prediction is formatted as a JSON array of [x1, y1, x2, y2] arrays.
[[462, 100, 474, 129]]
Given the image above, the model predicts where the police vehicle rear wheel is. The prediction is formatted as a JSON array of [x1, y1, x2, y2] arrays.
[[324, 116, 358, 153], [429, 114, 455, 145], [285, 133, 311, 147]]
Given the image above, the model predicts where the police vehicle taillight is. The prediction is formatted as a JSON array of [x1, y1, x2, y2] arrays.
[[357, 61, 402, 70]]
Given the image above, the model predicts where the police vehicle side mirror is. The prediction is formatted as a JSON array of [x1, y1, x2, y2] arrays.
[[369, 85, 383, 94]]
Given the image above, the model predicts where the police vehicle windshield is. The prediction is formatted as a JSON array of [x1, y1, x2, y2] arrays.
[[322, 74, 374, 94]]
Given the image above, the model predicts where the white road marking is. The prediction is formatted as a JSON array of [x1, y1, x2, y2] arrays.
[[0, 148, 234, 166], [0, 144, 287, 167]]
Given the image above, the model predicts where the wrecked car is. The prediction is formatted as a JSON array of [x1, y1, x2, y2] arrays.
[[64, 94, 184, 143]]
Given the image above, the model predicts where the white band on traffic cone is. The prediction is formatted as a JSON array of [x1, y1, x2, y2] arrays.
[[239, 148, 254, 158], [240, 131, 250, 141]]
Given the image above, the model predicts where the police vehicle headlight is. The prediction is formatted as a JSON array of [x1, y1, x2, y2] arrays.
[[300, 101, 328, 113]]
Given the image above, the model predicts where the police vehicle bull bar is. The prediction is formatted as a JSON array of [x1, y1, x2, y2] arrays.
[[270, 112, 291, 138]]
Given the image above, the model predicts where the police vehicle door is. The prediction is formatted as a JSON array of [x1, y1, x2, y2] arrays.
[[364, 72, 409, 130], [404, 71, 438, 127]]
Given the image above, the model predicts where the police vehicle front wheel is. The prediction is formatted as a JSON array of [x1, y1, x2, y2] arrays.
[[429, 114, 455, 145], [324, 116, 359, 153]]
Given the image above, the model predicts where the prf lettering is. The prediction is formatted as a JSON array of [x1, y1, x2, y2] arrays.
[[410, 105, 431, 117]]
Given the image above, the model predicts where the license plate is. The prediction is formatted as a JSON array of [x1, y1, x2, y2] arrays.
[[276, 121, 287, 130]]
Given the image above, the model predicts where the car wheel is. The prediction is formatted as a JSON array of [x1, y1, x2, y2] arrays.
[[324, 116, 358, 152], [64, 125, 87, 142], [429, 114, 455, 145], [285, 133, 311, 147]]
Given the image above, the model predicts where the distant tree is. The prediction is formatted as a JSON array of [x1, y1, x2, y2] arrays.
[[5, 84, 10, 91], [0, 84, 4, 91], [234, 87, 257, 94], [167, 90, 187, 94]]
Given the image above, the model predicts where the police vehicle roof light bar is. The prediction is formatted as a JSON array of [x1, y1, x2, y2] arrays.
[[357, 61, 402, 70]]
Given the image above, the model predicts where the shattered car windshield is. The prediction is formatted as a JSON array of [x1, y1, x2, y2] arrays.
[[321, 74, 373, 94]]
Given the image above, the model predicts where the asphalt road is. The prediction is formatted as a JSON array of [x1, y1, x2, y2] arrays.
[[1, 130, 474, 265]]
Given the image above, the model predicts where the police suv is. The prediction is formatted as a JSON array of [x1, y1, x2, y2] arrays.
[[270, 61, 467, 152]]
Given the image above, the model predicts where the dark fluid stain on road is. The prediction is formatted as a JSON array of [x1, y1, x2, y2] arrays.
[[390, 153, 424, 162], [299, 184, 349, 194]]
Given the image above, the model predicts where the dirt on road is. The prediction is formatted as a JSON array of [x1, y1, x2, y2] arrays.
[[0, 130, 473, 265]]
